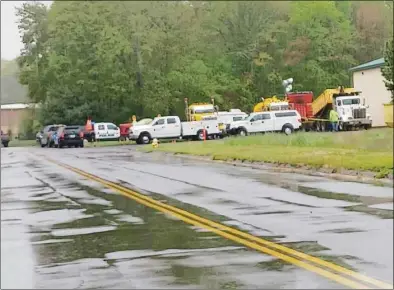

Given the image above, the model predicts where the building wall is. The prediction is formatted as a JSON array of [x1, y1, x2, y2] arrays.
[[0, 108, 30, 137], [352, 67, 391, 127]]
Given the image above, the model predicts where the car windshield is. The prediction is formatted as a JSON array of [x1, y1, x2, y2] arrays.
[[136, 118, 153, 125], [65, 126, 81, 133], [342, 98, 360, 105], [194, 108, 214, 114], [245, 114, 255, 121]]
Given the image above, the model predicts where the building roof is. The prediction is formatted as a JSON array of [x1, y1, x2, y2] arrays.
[[1, 103, 40, 110], [349, 57, 385, 72]]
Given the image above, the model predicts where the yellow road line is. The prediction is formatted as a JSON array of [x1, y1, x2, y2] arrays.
[[48, 158, 393, 289]]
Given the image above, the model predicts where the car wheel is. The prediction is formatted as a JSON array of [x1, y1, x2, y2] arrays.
[[138, 133, 150, 145], [282, 124, 294, 135], [238, 128, 247, 137], [2, 142, 9, 148]]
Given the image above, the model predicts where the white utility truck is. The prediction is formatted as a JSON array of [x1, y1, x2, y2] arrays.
[[227, 110, 302, 136], [206, 109, 248, 124], [129, 116, 222, 144]]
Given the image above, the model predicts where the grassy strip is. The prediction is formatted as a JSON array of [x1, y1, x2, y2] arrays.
[[143, 129, 393, 173], [85, 140, 134, 147], [7, 139, 37, 147]]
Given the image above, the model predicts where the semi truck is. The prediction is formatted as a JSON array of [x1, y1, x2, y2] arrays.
[[253, 86, 372, 131]]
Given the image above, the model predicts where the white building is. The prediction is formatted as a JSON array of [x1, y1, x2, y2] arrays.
[[349, 58, 391, 127]]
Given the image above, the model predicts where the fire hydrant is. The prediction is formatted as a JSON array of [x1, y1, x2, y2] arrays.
[[152, 138, 159, 148]]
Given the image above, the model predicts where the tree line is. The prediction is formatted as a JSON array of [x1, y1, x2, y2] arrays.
[[16, 1, 393, 126]]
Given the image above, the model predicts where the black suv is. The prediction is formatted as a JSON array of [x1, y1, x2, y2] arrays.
[[54, 126, 84, 148]]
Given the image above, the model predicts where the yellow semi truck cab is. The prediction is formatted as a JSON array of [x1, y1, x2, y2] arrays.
[[187, 103, 216, 121]]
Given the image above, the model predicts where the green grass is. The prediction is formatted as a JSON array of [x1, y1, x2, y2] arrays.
[[7, 139, 37, 147], [85, 140, 135, 147], [143, 128, 394, 173]]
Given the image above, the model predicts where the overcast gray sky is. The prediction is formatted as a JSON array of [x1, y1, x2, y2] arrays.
[[1, 1, 52, 60]]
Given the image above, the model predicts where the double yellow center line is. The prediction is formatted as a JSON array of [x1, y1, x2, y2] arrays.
[[48, 158, 393, 289]]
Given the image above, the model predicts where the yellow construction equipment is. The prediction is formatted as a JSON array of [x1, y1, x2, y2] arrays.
[[311, 87, 358, 116], [186, 102, 216, 121], [384, 103, 393, 128], [253, 96, 288, 112]]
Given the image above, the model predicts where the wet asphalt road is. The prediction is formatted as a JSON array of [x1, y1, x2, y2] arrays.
[[1, 146, 393, 289]]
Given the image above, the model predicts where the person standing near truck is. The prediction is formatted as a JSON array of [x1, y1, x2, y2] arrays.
[[329, 109, 339, 132]]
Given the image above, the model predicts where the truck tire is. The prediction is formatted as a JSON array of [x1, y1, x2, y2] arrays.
[[237, 127, 247, 137], [196, 130, 205, 141], [138, 133, 151, 145], [282, 124, 294, 135]]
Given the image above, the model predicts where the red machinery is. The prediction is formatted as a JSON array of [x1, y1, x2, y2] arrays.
[[119, 123, 132, 140], [287, 92, 314, 119]]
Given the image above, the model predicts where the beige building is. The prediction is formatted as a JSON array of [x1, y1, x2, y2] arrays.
[[0, 103, 38, 137], [350, 58, 391, 127]]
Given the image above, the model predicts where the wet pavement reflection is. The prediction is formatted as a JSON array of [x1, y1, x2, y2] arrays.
[[1, 147, 393, 289]]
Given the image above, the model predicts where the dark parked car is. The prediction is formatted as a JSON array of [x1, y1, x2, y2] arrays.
[[54, 126, 85, 148], [1, 130, 10, 147]]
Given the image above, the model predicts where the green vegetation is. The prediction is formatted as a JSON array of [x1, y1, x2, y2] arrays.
[[85, 140, 134, 148], [14, 1, 393, 125], [144, 129, 394, 173], [1, 59, 28, 105], [8, 139, 37, 147], [382, 38, 393, 102]]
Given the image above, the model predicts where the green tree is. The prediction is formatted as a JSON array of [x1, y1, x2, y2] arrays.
[[382, 39, 393, 102], [16, 2, 49, 103], [15, 0, 394, 123]]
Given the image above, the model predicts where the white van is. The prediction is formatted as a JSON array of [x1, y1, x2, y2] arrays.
[[227, 110, 302, 136], [94, 122, 121, 141]]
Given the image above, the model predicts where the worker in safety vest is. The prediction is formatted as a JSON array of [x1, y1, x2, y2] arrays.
[[85, 117, 92, 131], [329, 109, 339, 132], [85, 117, 95, 141]]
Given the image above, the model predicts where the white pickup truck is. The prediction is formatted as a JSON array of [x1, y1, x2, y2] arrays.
[[227, 110, 302, 136], [129, 116, 222, 144]]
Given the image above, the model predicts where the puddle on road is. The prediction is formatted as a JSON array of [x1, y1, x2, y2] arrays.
[[254, 176, 393, 219], [345, 205, 393, 219]]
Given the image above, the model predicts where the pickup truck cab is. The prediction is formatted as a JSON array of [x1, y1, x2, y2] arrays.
[[129, 116, 221, 144], [227, 110, 302, 136]]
